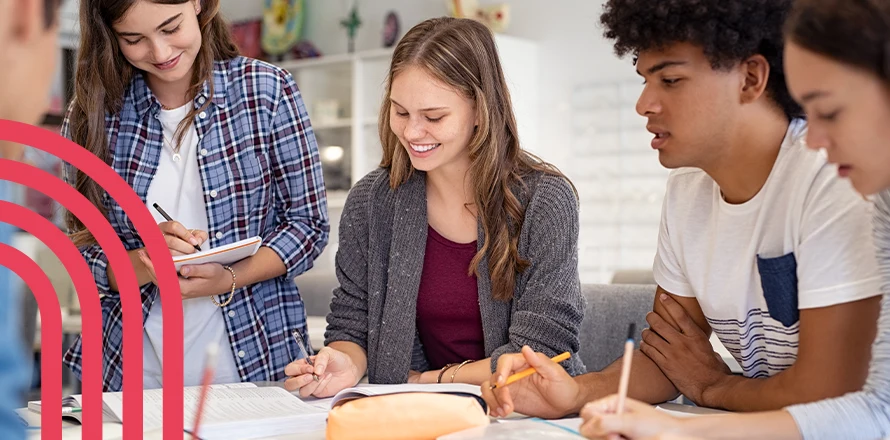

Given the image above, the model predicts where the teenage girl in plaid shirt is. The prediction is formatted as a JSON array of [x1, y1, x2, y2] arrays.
[[61, 0, 329, 391]]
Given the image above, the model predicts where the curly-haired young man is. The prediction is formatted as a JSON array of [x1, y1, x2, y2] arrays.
[[481, 0, 882, 416]]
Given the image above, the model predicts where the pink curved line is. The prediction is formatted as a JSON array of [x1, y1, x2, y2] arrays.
[[0, 161, 136, 436], [0, 163, 117, 438], [0, 243, 61, 439], [0, 159, 148, 437], [0, 201, 102, 439], [1, 120, 184, 439]]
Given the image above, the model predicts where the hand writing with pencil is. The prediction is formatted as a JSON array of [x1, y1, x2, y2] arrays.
[[640, 294, 731, 405], [156, 221, 207, 255], [151, 203, 207, 255], [579, 395, 694, 440], [136, 209, 237, 299], [480, 346, 581, 419]]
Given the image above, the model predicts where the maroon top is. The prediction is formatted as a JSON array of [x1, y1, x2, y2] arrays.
[[416, 226, 486, 369]]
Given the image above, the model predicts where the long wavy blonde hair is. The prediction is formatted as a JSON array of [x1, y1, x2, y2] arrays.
[[379, 17, 573, 302]]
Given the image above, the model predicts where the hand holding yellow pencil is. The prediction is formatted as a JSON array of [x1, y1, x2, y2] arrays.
[[489, 351, 572, 390]]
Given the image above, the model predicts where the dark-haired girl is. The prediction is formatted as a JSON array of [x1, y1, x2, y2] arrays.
[[62, 0, 329, 391]]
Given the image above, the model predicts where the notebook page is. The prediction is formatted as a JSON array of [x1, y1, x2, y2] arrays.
[[171, 236, 261, 270]]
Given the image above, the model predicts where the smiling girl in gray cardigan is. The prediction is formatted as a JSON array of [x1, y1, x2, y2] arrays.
[[284, 17, 585, 397]]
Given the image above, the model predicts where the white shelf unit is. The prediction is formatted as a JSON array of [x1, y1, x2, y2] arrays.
[[278, 48, 394, 205], [278, 35, 540, 210]]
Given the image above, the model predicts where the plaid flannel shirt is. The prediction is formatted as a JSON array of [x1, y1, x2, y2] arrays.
[[61, 56, 329, 391]]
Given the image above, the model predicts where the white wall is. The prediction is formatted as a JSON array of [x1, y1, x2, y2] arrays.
[[221, 0, 447, 55], [59, 0, 80, 48], [219, 1, 638, 172], [220, 1, 661, 283]]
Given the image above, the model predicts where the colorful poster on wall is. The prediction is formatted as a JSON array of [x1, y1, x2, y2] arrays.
[[262, 0, 305, 56]]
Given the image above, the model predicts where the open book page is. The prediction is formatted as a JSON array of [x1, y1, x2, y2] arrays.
[[303, 396, 335, 411], [331, 383, 482, 408], [29, 394, 88, 409], [29, 392, 115, 423], [101, 383, 325, 433]]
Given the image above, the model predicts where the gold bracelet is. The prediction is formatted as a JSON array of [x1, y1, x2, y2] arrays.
[[211, 265, 236, 307], [450, 359, 474, 383], [437, 363, 457, 384]]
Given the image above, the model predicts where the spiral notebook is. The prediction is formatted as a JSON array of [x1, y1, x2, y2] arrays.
[[171, 236, 262, 270]]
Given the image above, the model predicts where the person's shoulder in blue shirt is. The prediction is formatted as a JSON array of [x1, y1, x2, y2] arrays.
[[0, 0, 65, 438], [0, 180, 28, 439]]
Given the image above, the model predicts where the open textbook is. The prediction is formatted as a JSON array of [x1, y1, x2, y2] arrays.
[[30, 383, 327, 439], [29, 382, 486, 439]]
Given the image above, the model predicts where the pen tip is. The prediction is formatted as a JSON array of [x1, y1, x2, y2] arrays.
[[627, 323, 636, 341], [489, 384, 497, 390]]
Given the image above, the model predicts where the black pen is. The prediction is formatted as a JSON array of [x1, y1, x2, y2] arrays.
[[152, 202, 202, 252], [292, 329, 320, 382]]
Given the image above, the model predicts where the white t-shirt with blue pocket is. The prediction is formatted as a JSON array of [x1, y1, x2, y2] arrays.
[[653, 119, 882, 378]]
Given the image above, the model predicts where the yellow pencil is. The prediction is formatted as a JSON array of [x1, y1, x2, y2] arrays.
[[489, 351, 571, 390]]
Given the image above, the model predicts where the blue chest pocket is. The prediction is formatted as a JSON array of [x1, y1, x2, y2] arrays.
[[756, 253, 800, 327]]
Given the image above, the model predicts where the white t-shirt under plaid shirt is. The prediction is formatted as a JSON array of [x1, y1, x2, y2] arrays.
[[142, 103, 240, 388], [653, 119, 881, 379]]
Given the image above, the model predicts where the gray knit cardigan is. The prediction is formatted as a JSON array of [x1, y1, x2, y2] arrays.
[[323, 167, 586, 383]]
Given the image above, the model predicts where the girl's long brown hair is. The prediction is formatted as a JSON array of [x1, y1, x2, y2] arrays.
[[66, 0, 238, 246], [379, 17, 574, 302]]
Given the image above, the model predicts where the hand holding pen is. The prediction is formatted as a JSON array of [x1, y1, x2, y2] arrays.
[[152, 202, 208, 255], [283, 334, 352, 398], [577, 324, 681, 440], [291, 329, 320, 382]]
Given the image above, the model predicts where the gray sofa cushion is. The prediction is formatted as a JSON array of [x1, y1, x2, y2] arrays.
[[579, 284, 655, 372]]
